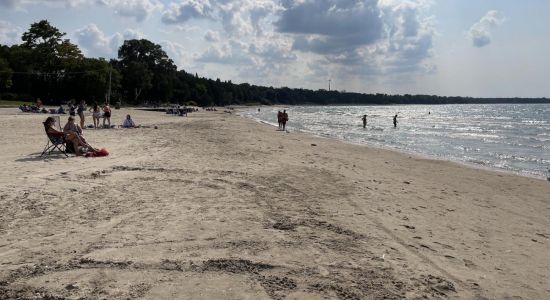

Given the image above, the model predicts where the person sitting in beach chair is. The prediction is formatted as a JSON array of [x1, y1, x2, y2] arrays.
[[122, 114, 138, 128], [43, 117, 93, 156], [42, 116, 68, 157]]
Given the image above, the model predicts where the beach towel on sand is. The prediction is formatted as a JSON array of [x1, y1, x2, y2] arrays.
[[85, 148, 109, 157]]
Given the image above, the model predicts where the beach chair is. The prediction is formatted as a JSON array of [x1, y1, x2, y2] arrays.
[[40, 116, 68, 158]]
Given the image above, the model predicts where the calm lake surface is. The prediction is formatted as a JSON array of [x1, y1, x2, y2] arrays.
[[241, 104, 550, 179]]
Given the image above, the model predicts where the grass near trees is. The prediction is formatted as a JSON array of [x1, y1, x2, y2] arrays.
[[0, 100, 33, 106]]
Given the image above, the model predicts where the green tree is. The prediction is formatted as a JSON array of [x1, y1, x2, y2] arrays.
[[21, 20, 83, 72], [0, 55, 13, 89], [16, 20, 83, 102], [121, 62, 152, 104], [118, 39, 177, 103]]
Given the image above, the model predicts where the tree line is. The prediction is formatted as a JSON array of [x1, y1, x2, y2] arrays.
[[1, 20, 548, 106]]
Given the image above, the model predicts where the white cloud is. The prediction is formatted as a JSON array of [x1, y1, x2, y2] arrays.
[[74, 24, 145, 58], [197, 39, 253, 65], [160, 40, 191, 68], [204, 30, 220, 42], [161, 0, 213, 24], [467, 10, 506, 48], [107, 0, 163, 22], [0, 20, 22, 45], [277, 0, 435, 81], [75, 23, 120, 57], [161, 0, 281, 36], [0, 0, 162, 22], [122, 28, 145, 40], [277, 0, 383, 54]]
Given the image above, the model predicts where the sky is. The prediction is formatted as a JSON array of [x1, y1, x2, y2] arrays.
[[0, 0, 549, 98]]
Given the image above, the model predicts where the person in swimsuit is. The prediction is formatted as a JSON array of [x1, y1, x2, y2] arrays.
[[393, 114, 398, 128], [68, 101, 76, 117], [102, 102, 111, 128], [77, 100, 86, 129], [277, 111, 283, 130], [362, 115, 367, 128], [89, 102, 101, 128]]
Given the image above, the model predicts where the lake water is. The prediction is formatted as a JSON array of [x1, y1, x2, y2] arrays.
[[241, 104, 550, 179]]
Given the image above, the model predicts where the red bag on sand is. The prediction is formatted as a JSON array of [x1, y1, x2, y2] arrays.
[[85, 148, 109, 157]]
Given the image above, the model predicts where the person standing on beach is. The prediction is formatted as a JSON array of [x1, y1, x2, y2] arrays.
[[277, 111, 283, 130], [362, 115, 367, 128], [103, 102, 111, 128], [89, 102, 101, 128], [393, 114, 398, 128], [282, 110, 289, 131], [77, 100, 86, 129], [68, 101, 76, 117]]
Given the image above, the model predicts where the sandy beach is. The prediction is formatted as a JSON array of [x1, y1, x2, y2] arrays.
[[0, 107, 549, 299]]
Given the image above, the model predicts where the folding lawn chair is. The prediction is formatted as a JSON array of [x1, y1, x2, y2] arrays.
[[40, 116, 69, 158]]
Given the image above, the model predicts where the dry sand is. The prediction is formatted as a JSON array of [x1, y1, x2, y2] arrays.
[[0, 107, 549, 299]]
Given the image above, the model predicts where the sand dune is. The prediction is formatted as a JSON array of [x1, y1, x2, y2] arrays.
[[0, 107, 549, 299]]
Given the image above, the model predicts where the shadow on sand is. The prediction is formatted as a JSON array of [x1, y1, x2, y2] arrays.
[[15, 152, 72, 162]]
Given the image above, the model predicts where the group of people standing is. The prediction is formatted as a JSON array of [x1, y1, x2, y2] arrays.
[[277, 110, 289, 130], [68, 100, 112, 129]]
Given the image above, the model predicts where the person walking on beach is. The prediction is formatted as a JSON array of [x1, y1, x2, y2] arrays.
[[277, 111, 283, 130], [282, 110, 289, 131], [393, 114, 398, 128], [362, 115, 367, 128], [77, 100, 86, 129]]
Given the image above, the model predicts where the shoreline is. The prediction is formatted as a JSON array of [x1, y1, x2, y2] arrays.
[[239, 108, 549, 181], [1, 107, 549, 299]]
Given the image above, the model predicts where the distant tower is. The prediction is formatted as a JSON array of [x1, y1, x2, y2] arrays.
[[328, 79, 331, 91]]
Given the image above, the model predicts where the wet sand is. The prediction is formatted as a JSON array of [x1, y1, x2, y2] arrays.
[[0, 107, 549, 299]]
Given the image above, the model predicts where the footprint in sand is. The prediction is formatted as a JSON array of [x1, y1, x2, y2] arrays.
[[463, 259, 476, 268]]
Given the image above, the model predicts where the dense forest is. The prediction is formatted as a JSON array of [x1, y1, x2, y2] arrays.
[[1, 20, 549, 107]]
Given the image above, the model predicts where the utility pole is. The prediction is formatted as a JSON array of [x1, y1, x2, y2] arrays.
[[328, 79, 331, 91]]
